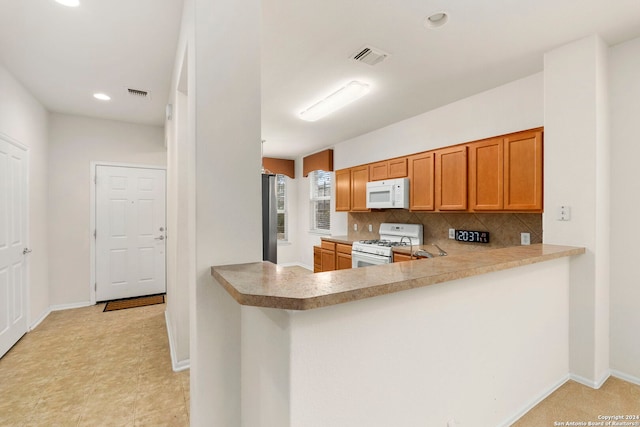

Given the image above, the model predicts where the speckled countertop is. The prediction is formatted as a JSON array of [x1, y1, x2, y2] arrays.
[[211, 244, 585, 311]]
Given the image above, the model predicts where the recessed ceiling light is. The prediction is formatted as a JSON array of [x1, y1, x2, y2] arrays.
[[424, 12, 449, 29], [299, 81, 371, 122], [54, 0, 80, 7], [93, 93, 111, 101]]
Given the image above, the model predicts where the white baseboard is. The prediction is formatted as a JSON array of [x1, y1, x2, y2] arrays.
[[570, 370, 610, 389], [611, 369, 640, 387], [499, 374, 570, 427], [50, 301, 94, 312], [165, 310, 190, 372], [29, 308, 51, 331], [278, 261, 312, 271]]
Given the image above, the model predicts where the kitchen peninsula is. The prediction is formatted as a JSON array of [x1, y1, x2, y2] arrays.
[[212, 243, 584, 426]]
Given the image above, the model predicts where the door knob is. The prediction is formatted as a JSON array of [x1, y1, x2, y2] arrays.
[[23, 248, 32, 255], [155, 236, 165, 240]]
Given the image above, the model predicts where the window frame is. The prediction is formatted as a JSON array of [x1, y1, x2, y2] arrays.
[[309, 170, 332, 235]]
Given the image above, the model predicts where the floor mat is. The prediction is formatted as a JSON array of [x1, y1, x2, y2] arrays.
[[103, 294, 165, 312]]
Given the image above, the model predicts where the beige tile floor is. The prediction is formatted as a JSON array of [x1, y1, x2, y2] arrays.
[[1, 299, 639, 426], [514, 376, 640, 426], [0, 302, 189, 427]]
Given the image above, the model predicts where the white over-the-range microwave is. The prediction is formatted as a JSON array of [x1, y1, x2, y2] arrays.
[[366, 177, 409, 209]]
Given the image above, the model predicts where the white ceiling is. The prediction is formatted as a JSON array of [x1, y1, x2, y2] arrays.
[[2, 0, 640, 158]]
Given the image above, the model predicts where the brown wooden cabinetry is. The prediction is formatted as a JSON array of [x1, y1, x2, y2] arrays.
[[408, 152, 435, 211], [469, 138, 503, 210], [393, 253, 413, 263], [369, 158, 408, 181], [320, 241, 336, 272], [316, 240, 352, 272], [313, 246, 322, 273], [336, 243, 352, 270], [350, 165, 369, 212], [504, 130, 543, 211], [435, 146, 467, 210], [469, 129, 542, 212], [335, 168, 351, 212]]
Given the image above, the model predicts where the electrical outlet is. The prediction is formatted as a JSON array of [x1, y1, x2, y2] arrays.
[[558, 205, 571, 221], [368, 224, 373, 232], [521, 232, 530, 245], [353, 223, 358, 231], [448, 228, 455, 239]]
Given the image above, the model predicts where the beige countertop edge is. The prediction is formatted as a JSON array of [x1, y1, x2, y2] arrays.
[[319, 236, 354, 245], [211, 244, 586, 311]]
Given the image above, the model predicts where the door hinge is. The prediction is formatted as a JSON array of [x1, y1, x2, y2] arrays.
[[95, 282, 97, 292], [94, 229, 96, 239]]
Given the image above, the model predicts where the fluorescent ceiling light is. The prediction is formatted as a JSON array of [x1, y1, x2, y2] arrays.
[[55, 0, 80, 7], [93, 93, 111, 101], [299, 81, 370, 122]]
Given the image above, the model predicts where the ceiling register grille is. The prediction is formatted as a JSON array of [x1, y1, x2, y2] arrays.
[[349, 45, 389, 66], [126, 88, 151, 100]]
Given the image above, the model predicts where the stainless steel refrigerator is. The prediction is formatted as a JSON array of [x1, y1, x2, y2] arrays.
[[262, 174, 277, 263]]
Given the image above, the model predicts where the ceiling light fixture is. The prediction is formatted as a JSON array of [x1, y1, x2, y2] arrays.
[[93, 93, 111, 101], [299, 81, 371, 122], [424, 12, 449, 29], [54, 0, 80, 7]]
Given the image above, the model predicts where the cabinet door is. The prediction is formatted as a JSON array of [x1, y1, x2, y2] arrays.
[[321, 250, 335, 271], [504, 130, 543, 211], [369, 161, 388, 181], [335, 168, 351, 212], [388, 158, 408, 178], [435, 146, 468, 210], [408, 152, 435, 211], [336, 252, 352, 270], [351, 165, 370, 211], [393, 253, 413, 263], [313, 246, 322, 273], [469, 138, 503, 210]]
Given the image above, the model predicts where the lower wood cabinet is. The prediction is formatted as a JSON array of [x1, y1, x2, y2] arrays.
[[313, 246, 322, 273], [393, 253, 414, 263], [336, 243, 352, 270], [316, 240, 353, 272]]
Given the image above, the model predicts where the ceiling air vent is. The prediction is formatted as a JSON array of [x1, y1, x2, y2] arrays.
[[126, 87, 151, 100], [349, 45, 389, 66]]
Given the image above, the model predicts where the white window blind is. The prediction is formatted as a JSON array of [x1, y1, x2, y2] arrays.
[[310, 170, 331, 233], [276, 174, 287, 241]]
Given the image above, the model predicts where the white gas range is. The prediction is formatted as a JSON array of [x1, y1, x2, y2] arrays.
[[351, 223, 423, 268]]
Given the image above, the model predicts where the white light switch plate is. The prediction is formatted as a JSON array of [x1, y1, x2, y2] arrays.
[[448, 228, 455, 239]]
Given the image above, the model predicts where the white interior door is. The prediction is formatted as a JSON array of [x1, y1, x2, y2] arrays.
[[0, 136, 28, 359], [96, 165, 166, 301]]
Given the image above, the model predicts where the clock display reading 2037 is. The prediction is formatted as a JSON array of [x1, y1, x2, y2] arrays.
[[454, 229, 490, 243]]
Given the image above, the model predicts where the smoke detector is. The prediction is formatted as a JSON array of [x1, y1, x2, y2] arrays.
[[125, 87, 151, 100], [349, 45, 389, 66]]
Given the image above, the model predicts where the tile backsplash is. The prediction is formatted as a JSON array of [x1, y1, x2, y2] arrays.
[[348, 211, 542, 248]]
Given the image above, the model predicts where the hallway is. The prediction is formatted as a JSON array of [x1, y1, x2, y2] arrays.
[[0, 303, 189, 426]]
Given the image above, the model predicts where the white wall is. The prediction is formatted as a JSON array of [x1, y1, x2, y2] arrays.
[[0, 65, 50, 326], [610, 36, 640, 381], [294, 73, 544, 268], [183, 0, 262, 424], [543, 35, 611, 386], [244, 258, 571, 427], [48, 114, 166, 306]]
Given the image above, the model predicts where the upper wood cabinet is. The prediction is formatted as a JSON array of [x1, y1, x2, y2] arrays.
[[408, 152, 435, 211], [469, 138, 504, 211], [435, 146, 467, 210], [369, 158, 408, 181], [351, 165, 369, 211], [504, 130, 543, 211], [335, 166, 369, 212], [335, 168, 351, 212]]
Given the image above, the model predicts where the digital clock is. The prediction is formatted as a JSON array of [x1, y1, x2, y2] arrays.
[[454, 229, 490, 244]]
